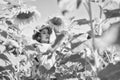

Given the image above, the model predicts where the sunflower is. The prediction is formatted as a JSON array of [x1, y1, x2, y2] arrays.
[[47, 16, 69, 34], [13, 6, 41, 29]]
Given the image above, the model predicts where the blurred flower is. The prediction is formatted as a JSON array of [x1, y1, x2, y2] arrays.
[[13, 6, 41, 29], [57, 0, 82, 15]]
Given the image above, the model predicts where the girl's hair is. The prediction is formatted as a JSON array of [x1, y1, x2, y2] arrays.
[[39, 26, 52, 34], [32, 31, 41, 42], [32, 26, 52, 43]]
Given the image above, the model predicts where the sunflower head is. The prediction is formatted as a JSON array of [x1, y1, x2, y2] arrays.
[[48, 17, 63, 26], [47, 16, 67, 33], [12, 5, 41, 29], [16, 11, 35, 19]]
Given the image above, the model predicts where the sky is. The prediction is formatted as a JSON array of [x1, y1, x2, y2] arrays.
[[27, 0, 60, 24], [27, 0, 102, 25], [22, 0, 120, 39], [23, 0, 101, 37]]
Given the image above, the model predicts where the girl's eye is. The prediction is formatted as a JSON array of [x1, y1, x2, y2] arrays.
[[43, 31, 48, 34], [43, 32, 46, 34]]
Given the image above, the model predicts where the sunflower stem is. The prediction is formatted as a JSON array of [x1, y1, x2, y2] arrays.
[[87, 0, 98, 78]]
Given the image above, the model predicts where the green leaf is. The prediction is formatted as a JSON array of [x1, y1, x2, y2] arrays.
[[0, 54, 10, 61], [98, 62, 120, 80]]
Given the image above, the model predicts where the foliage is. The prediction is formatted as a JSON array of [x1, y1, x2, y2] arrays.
[[0, 0, 120, 80]]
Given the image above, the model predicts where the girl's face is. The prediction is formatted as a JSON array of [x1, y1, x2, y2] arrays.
[[40, 28, 50, 43]]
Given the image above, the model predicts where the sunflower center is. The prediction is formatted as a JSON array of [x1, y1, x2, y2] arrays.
[[16, 11, 34, 19]]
